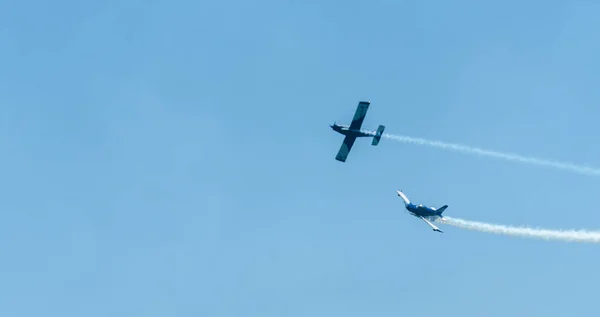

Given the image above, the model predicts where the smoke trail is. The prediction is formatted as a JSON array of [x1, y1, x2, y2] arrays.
[[373, 132, 600, 176], [438, 216, 600, 243]]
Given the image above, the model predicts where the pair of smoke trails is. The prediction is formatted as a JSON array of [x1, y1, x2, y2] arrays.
[[369, 131, 600, 243]]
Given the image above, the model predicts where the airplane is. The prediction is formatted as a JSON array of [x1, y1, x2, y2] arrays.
[[330, 101, 385, 162], [396, 190, 448, 233]]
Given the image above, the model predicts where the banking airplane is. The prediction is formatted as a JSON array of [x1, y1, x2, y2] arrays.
[[396, 190, 448, 233], [330, 101, 385, 162]]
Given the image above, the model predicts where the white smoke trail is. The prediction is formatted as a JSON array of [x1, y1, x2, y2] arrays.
[[373, 132, 600, 176], [438, 216, 600, 243]]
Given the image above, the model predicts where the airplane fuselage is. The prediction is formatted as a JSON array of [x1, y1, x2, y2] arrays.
[[405, 203, 443, 219], [330, 124, 372, 137]]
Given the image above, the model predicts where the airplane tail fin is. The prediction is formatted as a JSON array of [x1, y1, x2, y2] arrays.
[[396, 190, 411, 205], [436, 205, 448, 215], [371, 125, 385, 145]]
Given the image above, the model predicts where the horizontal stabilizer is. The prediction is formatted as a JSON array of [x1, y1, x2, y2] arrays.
[[371, 125, 385, 146]]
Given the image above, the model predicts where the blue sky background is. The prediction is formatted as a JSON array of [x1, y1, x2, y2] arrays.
[[2, 0, 600, 316]]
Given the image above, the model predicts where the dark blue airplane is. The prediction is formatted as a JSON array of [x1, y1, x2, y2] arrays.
[[397, 190, 448, 233], [330, 101, 385, 162]]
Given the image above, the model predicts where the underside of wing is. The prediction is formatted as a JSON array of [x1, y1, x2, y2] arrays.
[[419, 216, 443, 233], [349, 101, 370, 130], [335, 136, 357, 162]]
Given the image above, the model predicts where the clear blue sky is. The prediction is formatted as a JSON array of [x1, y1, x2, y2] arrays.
[[1, 0, 600, 316]]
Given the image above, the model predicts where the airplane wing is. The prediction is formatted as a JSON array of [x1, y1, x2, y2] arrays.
[[419, 216, 443, 233], [396, 190, 411, 205], [335, 136, 357, 162], [348, 101, 370, 130]]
